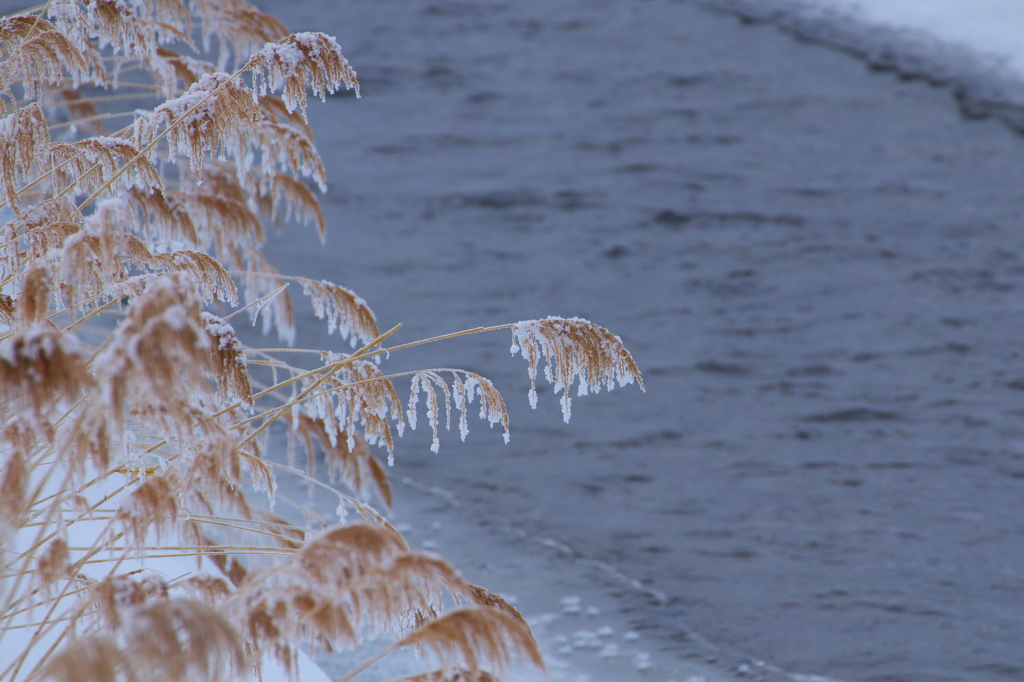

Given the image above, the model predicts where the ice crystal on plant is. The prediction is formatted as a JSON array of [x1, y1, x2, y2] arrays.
[[510, 317, 643, 422], [249, 32, 359, 119]]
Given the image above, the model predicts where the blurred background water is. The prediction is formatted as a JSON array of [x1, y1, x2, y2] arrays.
[[256, 2, 1024, 680]]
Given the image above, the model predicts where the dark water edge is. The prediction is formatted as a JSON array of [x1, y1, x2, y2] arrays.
[[701, 0, 1024, 135]]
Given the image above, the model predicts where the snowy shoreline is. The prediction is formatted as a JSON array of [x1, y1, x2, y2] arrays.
[[704, 0, 1024, 134], [264, 447, 750, 682]]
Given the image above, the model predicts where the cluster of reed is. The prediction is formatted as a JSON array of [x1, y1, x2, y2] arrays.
[[0, 2, 643, 682]]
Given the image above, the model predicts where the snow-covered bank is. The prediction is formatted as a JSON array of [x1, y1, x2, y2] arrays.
[[706, 0, 1024, 131], [810, 0, 1024, 79]]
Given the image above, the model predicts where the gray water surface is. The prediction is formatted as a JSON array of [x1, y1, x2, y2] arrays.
[[256, 1, 1024, 680]]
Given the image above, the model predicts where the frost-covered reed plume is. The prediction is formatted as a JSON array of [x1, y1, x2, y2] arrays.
[[0, 2, 643, 682]]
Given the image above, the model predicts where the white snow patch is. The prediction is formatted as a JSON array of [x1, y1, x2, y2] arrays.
[[560, 595, 582, 614], [809, 0, 1024, 81]]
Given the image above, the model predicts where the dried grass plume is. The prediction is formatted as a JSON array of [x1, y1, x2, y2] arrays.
[[0, 3, 642, 682]]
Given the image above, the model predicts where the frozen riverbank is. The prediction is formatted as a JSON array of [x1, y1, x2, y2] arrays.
[[254, 1, 1024, 680], [783, 0, 1024, 80], [705, 0, 1024, 133], [266, 444, 750, 682]]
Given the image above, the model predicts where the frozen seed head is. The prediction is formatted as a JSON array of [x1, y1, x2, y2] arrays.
[[267, 172, 327, 236], [192, 0, 289, 68], [398, 607, 544, 678], [510, 317, 644, 422], [407, 370, 510, 453], [89, 273, 212, 442], [132, 71, 263, 180], [294, 522, 407, 589], [152, 47, 217, 95], [301, 278, 378, 347], [237, 522, 505, 669], [286, 413, 392, 507], [0, 25, 91, 104], [202, 312, 252, 406], [152, 250, 238, 305], [47, 0, 167, 60], [127, 187, 200, 246], [114, 469, 181, 551], [50, 136, 162, 197], [253, 121, 327, 191], [0, 104, 51, 210], [123, 600, 245, 681], [0, 321, 93, 426], [309, 353, 403, 454], [41, 636, 124, 682], [465, 584, 528, 625], [91, 573, 171, 630], [249, 32, 360, 120], [0, 16, 56, 49]]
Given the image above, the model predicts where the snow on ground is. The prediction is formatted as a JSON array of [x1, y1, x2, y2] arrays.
[[0, 477, 329, 682], [707, 0, 1024, 128], [807, 0, 1024, 79]]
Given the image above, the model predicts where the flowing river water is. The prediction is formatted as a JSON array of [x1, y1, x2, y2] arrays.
[[254, 2, 1024, 680]]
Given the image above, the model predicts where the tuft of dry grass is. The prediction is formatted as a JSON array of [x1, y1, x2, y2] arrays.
[[511, 316, 644, 422], [0, 2, 643, 682]]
